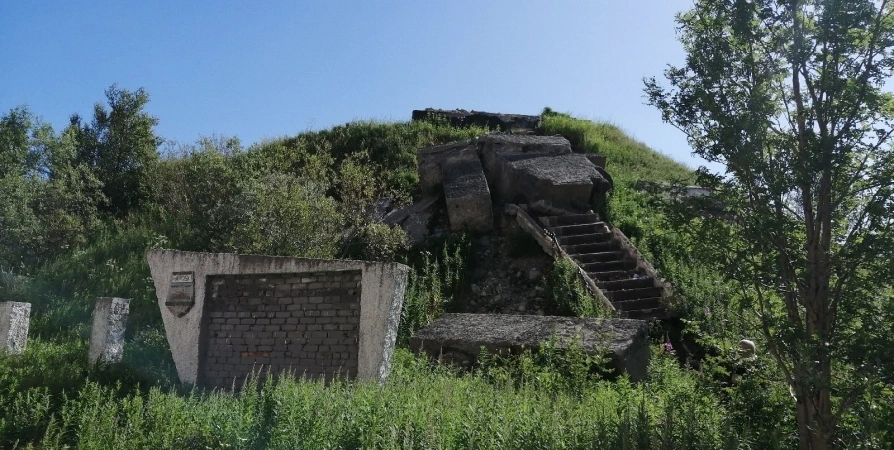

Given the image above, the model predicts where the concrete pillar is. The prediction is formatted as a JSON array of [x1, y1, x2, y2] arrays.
[[0, 301, 31, 355], [89, 297, 130, 364]]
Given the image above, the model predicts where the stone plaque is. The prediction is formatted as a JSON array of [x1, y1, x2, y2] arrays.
[[166, 272, 194, 317]]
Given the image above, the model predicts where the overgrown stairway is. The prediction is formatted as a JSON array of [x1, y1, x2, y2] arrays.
[[539, 213, 671, 320]]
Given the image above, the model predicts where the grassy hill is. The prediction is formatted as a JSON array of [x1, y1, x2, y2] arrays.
[[0, 106, 809, 448]]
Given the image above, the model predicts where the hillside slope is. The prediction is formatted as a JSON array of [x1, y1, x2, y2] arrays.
[[0, 107, 808, 449]]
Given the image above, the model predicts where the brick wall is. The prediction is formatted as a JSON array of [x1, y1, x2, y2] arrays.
[[201, 271, 361, 389]]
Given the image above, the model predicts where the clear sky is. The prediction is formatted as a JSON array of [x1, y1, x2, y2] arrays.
[[1, 0, 707, 169]]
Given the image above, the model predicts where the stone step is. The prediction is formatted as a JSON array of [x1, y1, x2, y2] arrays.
[[596, 276, 655, 291], [563, 241, 620, 255], [621, 305, 670, 321], [606, 287, 664, 303], [581, 259, 637, 274], [571, 251, 626, 264], [557, 232, 613, 246], [548, 223, 608, 237], [587, 269, 641, 282], [612, 296, 664, 311], [540, 213, 602, 228]]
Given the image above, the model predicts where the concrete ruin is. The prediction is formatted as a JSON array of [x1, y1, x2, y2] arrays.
[[412, 108, 541, 133], [411, 313, 651, 381], [0, 301, 31, 355], [479, 135, 605, 209], [147, 250, 408, 388], [413, 134, 609, 235], [89, 297, 131, 364]]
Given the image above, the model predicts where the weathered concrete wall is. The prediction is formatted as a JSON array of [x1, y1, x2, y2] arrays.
[[147, 250, 408, 386], [89, 297, 130, 364], [202, 272, 361, 389], [0, 302, 31, 355]]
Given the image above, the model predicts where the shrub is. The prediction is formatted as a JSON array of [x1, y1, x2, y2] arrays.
[[543, 258, 608, 318], [227, 173, 343, 258], [341, 222, 409, 262], [398, 235, 471, 343]]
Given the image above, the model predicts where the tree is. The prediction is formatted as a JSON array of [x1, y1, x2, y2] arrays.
[[0, 108, 104, 273], [73, 85, 161, 215], [0, 106, 41, 178], [645, 1, 894, 448]]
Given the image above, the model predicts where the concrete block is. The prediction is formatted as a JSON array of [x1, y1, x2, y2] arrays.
[[411, 313, 651, 381], [0, 302, 30, 355], [89, 297, 131, 364], [416, 141, 477, 193], [443, 158, 494, 233]]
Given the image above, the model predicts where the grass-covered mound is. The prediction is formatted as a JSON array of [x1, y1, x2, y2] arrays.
[[2, 99, 859, 448]]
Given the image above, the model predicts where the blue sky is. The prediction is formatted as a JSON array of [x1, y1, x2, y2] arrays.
[[1, 0, 705, 169]]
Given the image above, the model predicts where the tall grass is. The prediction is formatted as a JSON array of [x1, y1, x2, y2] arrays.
[[0, 349, 771, 450], [398, 234, 472, 343], [540, 109, 693, 186]]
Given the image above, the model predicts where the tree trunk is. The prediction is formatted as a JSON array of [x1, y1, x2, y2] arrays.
[[794, 359, 834, 450]]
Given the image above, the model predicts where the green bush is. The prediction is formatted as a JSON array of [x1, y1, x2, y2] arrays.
[[543, 258, 609, 318], [226, 173, 343, 258], [398, 235, 472, 343], [341, 222, 409, 262]]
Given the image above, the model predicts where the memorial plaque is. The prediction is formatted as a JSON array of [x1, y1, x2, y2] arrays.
[[166, 272, 194, 317]]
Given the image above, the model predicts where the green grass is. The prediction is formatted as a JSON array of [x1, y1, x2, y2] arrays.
[[0, 348, 760, 450], [540, 109, 694, 186]]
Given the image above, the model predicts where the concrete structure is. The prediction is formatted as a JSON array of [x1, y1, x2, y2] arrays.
[[411, 313, 651, 381], [478, 135, 603, 209], [89, 297, 131, 364], [417, 141, 478, 194], [147, 250, 409, 388], [0, 302, 31, 355], [412, 108, 541, 133], [443, 156, 494, 233]]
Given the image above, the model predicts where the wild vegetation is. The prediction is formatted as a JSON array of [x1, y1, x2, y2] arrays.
[[3, 1, 894, 440]]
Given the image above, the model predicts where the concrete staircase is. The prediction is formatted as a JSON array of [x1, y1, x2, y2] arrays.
[[539, 213, 671, 320]]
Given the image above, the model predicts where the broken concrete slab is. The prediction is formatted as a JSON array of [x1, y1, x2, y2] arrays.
[[496, 152, 603, 209], [0, 302, 30, 355], [382, 196, 439, 227], [443, 157, 494, 233], [404, 208, 435, 246], [410, 313, 650, 381], [89, 297, 131, 364], [417, 141, 478, 194], [412, 109, 541, 132], [478, 135, 573, 170]]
